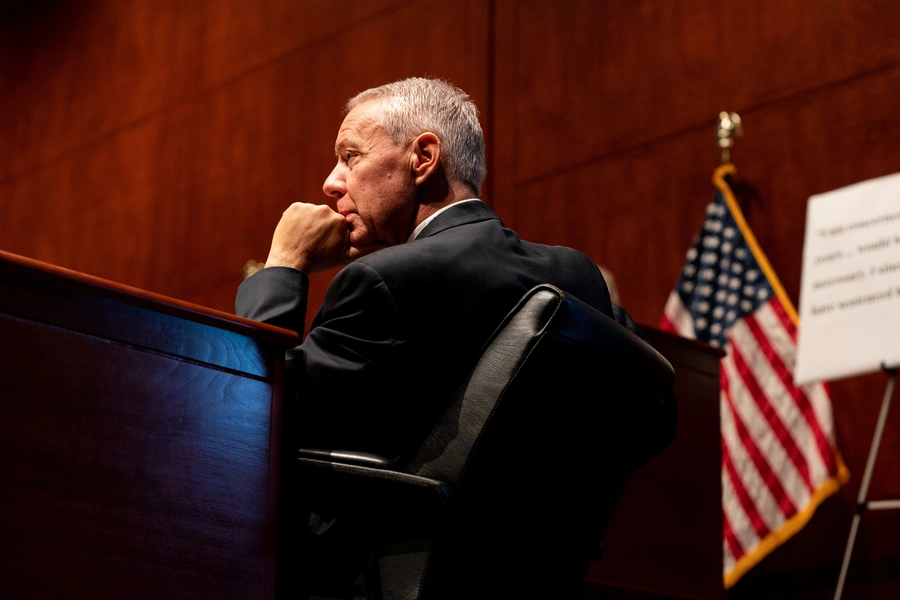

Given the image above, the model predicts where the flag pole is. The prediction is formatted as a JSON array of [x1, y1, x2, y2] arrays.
[[834, 364, 899, 600], [713, 145, 848, 591], [710, 113, 848, 590]]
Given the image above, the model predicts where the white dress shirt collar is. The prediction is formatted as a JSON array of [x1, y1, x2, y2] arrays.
[[408, 198, 482, 242]]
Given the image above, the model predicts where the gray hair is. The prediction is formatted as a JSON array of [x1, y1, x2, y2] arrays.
[[346, 78, 486, 195]]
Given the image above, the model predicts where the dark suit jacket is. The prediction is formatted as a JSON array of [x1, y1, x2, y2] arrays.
[[236, 201, 618, 459], [236, 200, 676, 599]]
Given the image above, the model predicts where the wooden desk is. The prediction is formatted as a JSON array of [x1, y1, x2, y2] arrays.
[[0, 251, 297, 599], [583, 326, 725, 599]]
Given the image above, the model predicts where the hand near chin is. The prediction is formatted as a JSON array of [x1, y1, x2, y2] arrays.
[[264, 202, 357, 274]]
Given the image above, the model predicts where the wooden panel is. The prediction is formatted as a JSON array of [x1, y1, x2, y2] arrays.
[[0, 252, 294, 599], [504, 64, 900, 325], [0, 250, 298, 350], [493, 0, 900, 187], [0, 269, 272, 379], [0, 0, 490, 319], [0, 0, 407, 181], [502, 122, 716, 324], [0, 315, 275, 599]]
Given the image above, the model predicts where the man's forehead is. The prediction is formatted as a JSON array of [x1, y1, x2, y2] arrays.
[[335, 126, 364, 148], [334, 102, 385, 150]]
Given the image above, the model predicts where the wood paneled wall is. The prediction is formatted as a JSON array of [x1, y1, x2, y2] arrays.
[[0, 0, 491, 320], [2, 1, 900, 597], [490, 2, 900, 598]]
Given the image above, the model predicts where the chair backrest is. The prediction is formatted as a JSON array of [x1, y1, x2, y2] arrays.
[[375, 284, 676, 599]]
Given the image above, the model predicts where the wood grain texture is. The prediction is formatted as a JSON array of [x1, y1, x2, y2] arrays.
[[0, 255, 291, 599], [500, 62, 900, 327], [0, 0, 490, 321], [0, 250, 298, 355], [0, 0, 408, 181], [0, 315, 275, 599], [0, 270, 273, 379], [492, 0, 900, 186]]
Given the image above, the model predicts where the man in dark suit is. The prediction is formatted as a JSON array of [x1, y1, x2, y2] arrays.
[[236, 77, 616, 459], [236, 78, 668, 598]]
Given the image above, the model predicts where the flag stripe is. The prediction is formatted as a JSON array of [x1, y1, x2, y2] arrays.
[[754, 301, 839, 471], [720, 423, 770, 542], [725, 347, 802, 516], [721, 388, 769, 542], [720, 366, 787, 534], [767, 294, 798, 341], [737, 315, 816, 491], [753, 302, 798, 366], [722, 470, 754, 559], [723, 542, 736, 577], [723, 357, 797, 520], [721, 414, 784, 542], [659, 314, 676, 333], [804, 384, 839, 475], [661, 292, 696, 338], [744, 305, 837, 477]]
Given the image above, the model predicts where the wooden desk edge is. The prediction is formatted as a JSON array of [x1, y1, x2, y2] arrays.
[[0, 249, 299, 348]]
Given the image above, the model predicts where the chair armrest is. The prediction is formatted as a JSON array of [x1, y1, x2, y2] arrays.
[[297, 455, 455, 526], [298, 447, 399, 469]]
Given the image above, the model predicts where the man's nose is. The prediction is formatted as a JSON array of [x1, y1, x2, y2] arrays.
[[323, 163, 346, 199]]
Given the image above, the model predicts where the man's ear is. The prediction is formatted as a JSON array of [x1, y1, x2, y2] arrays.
[[410, 132, 441, 186]]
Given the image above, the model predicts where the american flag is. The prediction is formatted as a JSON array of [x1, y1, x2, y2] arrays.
[[660, 164, 849, 588]]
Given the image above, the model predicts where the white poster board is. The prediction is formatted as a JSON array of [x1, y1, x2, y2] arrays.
[[795, 172, 900, 385]]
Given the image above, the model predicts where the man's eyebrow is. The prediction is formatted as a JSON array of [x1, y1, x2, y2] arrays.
[[333, 136, 350, 156], [334, 132, 363, 156]]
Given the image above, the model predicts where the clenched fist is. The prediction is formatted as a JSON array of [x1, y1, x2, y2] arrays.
[[264, 203, 386, 273]]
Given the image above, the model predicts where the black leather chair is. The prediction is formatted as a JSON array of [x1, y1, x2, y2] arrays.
[[297, 284, 676, 600]]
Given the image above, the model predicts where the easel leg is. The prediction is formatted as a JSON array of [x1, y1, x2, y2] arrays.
[[834, 514, 861, 600], [833, 370, 897, 600]]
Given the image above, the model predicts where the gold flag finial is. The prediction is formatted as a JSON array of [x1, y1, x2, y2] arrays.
[[717, 111, 743, 164]]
